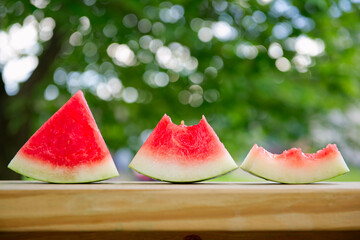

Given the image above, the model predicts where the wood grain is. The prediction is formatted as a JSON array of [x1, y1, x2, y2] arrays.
[[0, 181, 359, 232], [1, 231, 360, 240]]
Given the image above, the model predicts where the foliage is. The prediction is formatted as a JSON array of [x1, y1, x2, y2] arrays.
[[1, 0, 360, 179]]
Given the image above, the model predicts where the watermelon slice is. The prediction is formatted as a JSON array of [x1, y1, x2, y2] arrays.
[[240, 144, 349, 183], [129, 114, 238, 182], [8, 91, 119, 183]]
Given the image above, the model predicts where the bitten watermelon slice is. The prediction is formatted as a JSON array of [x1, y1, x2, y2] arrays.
[[8, 91, 119, 183], [240, 144, 349, 183], [129, 114, 238, 182]]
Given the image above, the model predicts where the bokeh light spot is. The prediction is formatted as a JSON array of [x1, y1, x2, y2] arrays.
[[268, 42, 283, 59], [198, 27, 213, 42], [123, 14, 138, 28], [44, 84, 59, 101], [122, 87, 138, 103], [275, 57, 291, 72]]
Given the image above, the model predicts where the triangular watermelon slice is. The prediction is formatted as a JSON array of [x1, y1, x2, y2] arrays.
[[8, 91, 119, 183], [129, 114, 238, 182]]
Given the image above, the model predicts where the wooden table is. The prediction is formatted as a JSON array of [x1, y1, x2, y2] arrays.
[[0, 181, 359, 239]]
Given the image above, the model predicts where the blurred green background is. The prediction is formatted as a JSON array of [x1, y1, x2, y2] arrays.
[[1, 0, 360, 181]]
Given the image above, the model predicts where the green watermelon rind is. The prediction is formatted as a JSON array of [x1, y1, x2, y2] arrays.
[[129, 165, 239, 183], [240, 167, 350, 184], [8, 166, 119, 184], [8, 154, 119, 184]]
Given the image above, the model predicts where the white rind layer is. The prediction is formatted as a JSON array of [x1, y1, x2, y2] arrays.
[[8, 153, 119, 183], [129, 149, 238, 182], [240, 150, 350, 183]]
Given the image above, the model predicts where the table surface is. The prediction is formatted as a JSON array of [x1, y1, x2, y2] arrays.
[[0, 181, 359, 232]]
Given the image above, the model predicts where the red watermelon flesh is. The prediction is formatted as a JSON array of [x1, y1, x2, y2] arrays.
[[129, 114, 238, 182], [8, 91, 119, 183], [240, 144, 349, 183]]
